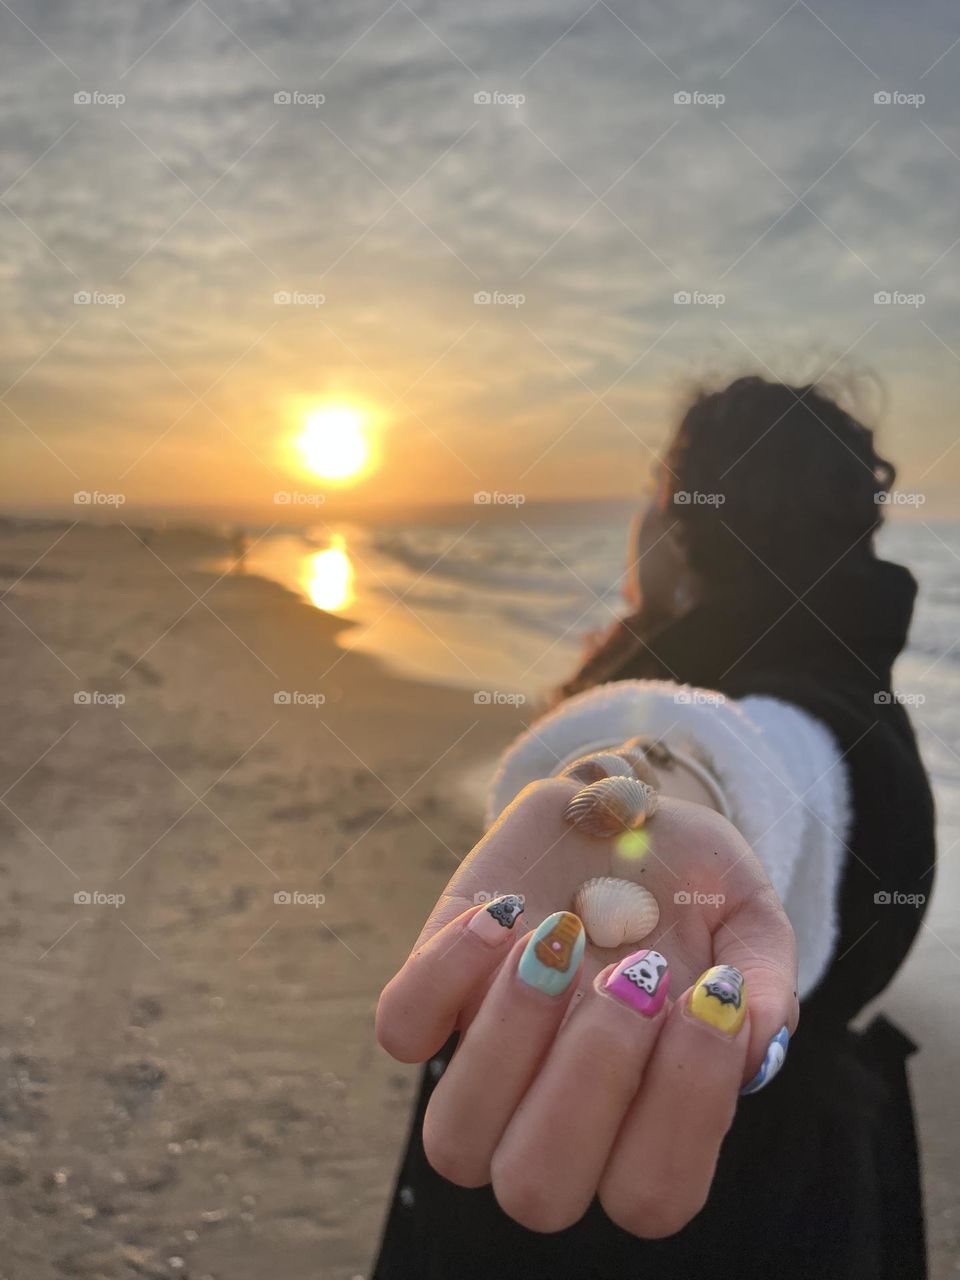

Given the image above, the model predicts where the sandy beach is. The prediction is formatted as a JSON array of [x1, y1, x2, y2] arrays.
[[0, 518, 956, 1278], [0, 519, 522, 1279]]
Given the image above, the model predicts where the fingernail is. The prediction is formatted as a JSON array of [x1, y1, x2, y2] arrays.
[[740, 1026, 789, 1095], [605, 948, 670, 1017], [688, 964, 747, 1035], [517, 911, 584, 996], [467, 894, 525, 946]]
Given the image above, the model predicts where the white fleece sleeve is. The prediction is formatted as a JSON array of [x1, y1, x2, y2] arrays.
[[486, 679, 851, 1000]]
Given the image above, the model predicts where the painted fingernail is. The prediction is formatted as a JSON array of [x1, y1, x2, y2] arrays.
[[740, 1025, 789, 1095], [688, 964, 747, 1035], [605, 948, 670, 1017], [517, 911, 585, 996], [467, 894, 525, 946], [563, 776, 659, 837]]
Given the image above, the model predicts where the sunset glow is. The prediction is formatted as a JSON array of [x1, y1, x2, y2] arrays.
[[293, 404, 374, 483], [301, 535, 355, 612]]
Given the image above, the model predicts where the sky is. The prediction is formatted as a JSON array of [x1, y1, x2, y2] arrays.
[[1, 0, 959, 519]]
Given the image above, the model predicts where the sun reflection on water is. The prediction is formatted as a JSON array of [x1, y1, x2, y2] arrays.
[[301, 534, 354, 612]]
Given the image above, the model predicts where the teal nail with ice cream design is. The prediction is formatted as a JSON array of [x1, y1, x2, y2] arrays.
[[517, 911, 584, 996]]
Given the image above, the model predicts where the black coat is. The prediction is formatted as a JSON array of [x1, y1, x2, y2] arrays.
[[373, 556, 935, 1280]]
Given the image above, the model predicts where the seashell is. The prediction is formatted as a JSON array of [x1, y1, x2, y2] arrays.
[[623, 735, 674, 769], [573, 876, 660, 948], [561, 751, 636, 784], [563, 775, 659, 837], [613, 747, 660, 789]]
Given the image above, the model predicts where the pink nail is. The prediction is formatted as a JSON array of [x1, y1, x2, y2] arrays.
[[467, 895, 525, 947], [605, 948, 670, 1017]]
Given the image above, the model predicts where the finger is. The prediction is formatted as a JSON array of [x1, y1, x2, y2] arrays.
[[376, 894, 527, 1063], [491, 948, 672, 1233], [422, 911, 585, 1189], [599, 964, 750, 1239], [713, 886, 799, 1091]]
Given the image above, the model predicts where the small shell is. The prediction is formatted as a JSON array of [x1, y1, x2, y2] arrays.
[[561, 751, 636, 784], [573, 876, 660, 948], [563, 775, 659, 837], [613, 747, 660, 789]]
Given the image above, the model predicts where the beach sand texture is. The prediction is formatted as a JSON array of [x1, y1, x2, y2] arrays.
[[0, 520, 955, 1278]]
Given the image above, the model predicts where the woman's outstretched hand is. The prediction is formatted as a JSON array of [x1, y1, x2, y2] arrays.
[[376, 774, 798, 1238]]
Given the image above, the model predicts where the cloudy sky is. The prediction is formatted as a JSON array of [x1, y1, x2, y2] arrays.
[[1, 0, 958, 517]]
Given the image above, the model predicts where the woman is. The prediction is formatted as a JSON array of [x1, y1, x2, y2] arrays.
[[373, 376, 935, 1279]]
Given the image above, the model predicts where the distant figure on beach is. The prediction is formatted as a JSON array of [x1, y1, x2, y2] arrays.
[[375, 376, 935, 1279], [229, 525, 248, 573]]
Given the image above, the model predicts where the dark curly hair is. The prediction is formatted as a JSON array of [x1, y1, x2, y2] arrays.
[[661, 375, 895, 590], [558, 375, 897, 700]]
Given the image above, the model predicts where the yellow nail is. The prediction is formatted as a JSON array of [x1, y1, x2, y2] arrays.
[[689, 965, 747, 1035]]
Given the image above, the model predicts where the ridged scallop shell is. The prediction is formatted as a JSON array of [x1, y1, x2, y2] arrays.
[[561, 751, 637, 784], [573, 876, 660, 948], [613, 747, 660, 789], [563, 775, 659, 837]]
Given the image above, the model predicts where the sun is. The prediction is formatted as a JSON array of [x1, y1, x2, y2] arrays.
[[293, 403, 374, 482]]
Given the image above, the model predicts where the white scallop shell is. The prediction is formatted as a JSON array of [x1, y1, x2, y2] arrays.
[[573, 876, 660, 949]]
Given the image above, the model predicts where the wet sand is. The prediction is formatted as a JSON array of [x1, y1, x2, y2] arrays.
[[0, 519, 955, 1277]]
